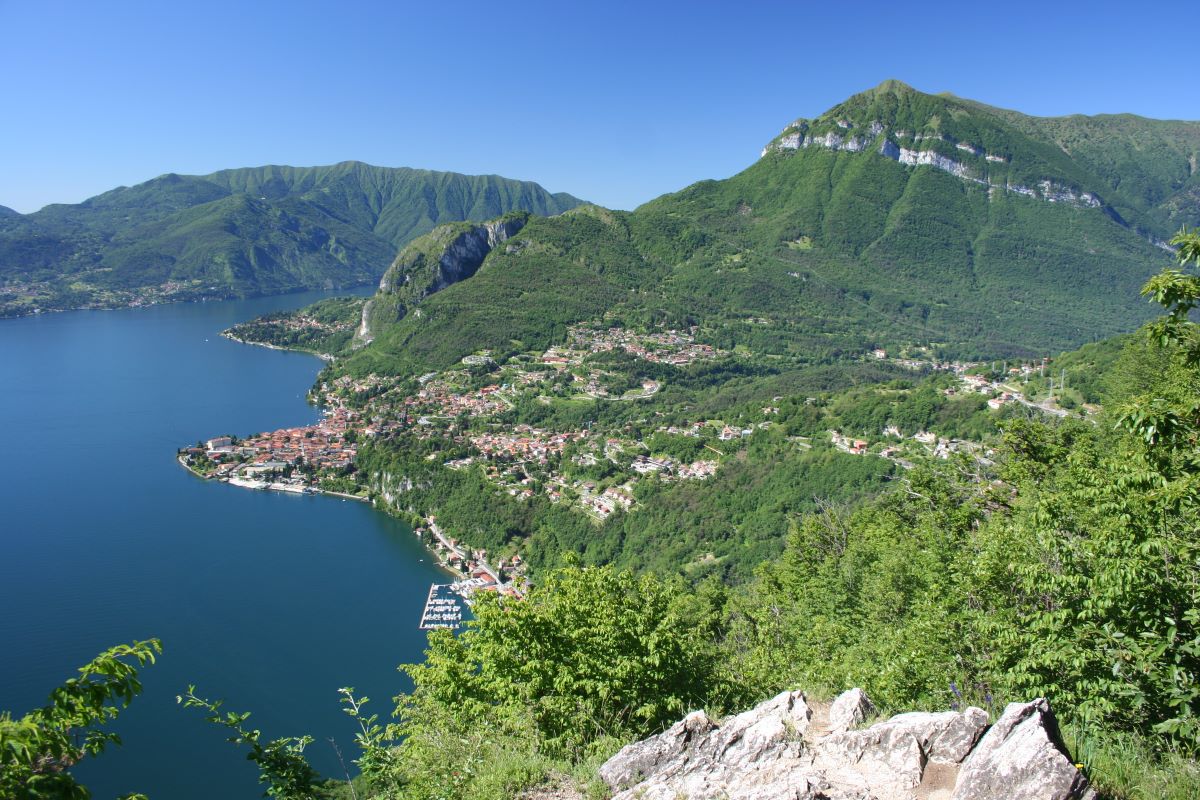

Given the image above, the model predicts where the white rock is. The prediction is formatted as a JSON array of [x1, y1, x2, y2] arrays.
[[599, 691, 1047, 800], [816, 707, 988, 797], [600, 691, 811, 800], [952, 699, 1095, 800], [828, 687, 875, 734], [777, 132, 803, 150]]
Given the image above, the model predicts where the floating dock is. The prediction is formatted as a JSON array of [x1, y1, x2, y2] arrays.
[[419, 583, 466, 630]]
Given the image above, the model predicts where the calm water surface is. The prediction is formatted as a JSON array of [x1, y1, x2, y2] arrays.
[[0, 290, 448, 798]]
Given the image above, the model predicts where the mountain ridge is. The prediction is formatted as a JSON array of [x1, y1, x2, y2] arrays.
[[336, 82, 1194, 376], [0, 163, 583, 316]]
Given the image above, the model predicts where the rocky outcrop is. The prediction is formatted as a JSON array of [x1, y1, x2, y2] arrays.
[[896, 146, 973, 178], [599, 691, 812, 800], [600, 690, 1094, 800], [828, 687, 874, 734], [761, 123, 1105, 212], [356, 297, 375, 343], [356, 214, 528, 344], [952, 700, 1096, 800], [380, 215, 527, 300]]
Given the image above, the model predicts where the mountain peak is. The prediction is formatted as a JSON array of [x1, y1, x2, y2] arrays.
[[867, 78, 919, 97]]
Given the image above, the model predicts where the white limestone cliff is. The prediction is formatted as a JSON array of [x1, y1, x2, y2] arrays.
[[761, 124, 1104, 212]]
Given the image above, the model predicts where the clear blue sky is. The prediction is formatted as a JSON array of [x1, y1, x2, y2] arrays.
[[1, 0, 1195, 213]]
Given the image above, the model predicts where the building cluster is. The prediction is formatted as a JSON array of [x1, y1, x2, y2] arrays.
[[657, 421, 707, 438], [469, 425, 585, 464], [628, 454, 719, 480], [422, 520, 526, 599], [270, 313, 352, 334], [566, 325, 720, 366], [718, 424, 755, 441], [192, 406, 358, 485], [408, 379, 509, 418], [200, 324, 745, 533], [830, 424, 991, 468], [576, 481, 637, 520], [830, 430, 871, 455], [329, 373, 393, 397]]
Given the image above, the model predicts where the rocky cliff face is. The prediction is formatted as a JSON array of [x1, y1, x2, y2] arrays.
[[357, 213, 529, 344], [378, 216, 528, 298], [762, 121, 1103, 212], [600, 689, 1094, 800]]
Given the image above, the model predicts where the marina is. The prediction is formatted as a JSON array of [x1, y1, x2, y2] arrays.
[[418, 583, 467, 630]]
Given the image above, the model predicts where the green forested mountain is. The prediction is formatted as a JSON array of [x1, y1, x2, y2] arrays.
[[0, 162, 582, 315], [960, 97, 1200, 234], [344, 82, 1197, 376]]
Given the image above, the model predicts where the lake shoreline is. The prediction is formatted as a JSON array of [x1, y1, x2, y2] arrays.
[[177, 455, 372, 504], [209, 323, 528, 598], [220, 331, 335, 361], [178, 454, 473, 585], [1, 282, 376, 323]]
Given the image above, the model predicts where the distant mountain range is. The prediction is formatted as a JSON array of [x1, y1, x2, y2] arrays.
[[0, 162, 582, 315], [343, 80, 1199, 373]]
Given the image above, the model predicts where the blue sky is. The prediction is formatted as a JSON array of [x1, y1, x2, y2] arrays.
[[1, 0, 1195, 213]]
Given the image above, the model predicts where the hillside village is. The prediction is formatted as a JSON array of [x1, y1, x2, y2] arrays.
[[182, 321, 1084, 581]]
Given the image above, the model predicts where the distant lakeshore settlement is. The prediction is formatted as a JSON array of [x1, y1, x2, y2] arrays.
[[179, 321, 1080, 628]]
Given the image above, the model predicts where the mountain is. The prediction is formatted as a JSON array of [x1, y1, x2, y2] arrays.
[[761, 79, 1200, 242], [0, 162, 582, 315], [341, 81, 1197, 376], [0, 205, 19, 218]]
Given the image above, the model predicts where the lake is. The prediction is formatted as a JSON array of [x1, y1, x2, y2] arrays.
[[0, 291, 449, 798]]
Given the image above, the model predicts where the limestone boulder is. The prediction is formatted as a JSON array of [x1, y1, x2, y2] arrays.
[[828, 687, 876, 734], [952, 699, 1096, 800], [600, 690, 811, 800], [815, 707, 988, 798]]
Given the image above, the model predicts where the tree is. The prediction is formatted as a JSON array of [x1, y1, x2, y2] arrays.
[[1140, 227, 1200, 365], [0, 639, 161, 800], [178, 688, 324, 800], [384, 563, 737, 800]]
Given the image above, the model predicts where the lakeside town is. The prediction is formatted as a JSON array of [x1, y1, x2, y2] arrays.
[[1, 274, 235, 319], [180, 320, 1086, 619], [176, 321, 743, 612]]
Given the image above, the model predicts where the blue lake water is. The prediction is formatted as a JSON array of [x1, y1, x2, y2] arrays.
[[0, 290, 448, 798]]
